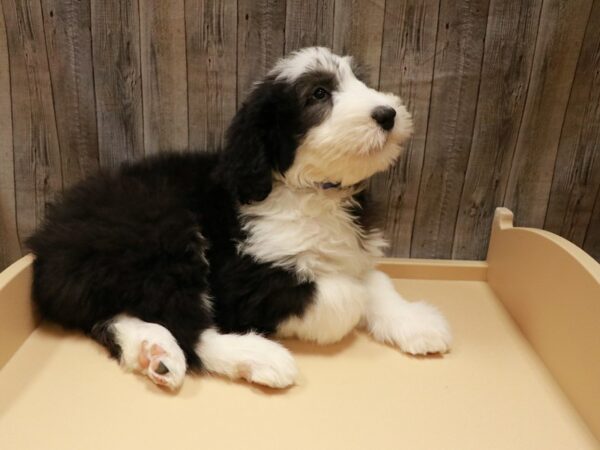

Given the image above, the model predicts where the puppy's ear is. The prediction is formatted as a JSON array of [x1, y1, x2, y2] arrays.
[[218, 79, 301, 204]]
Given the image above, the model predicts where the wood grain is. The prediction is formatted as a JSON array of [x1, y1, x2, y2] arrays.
[[2, 0, 63, 251], [91, 0, 144, 169], [411, 0, 490, 259], [186, 0, 237, 152], [371, 0, 440, 257], [237, 0, 286, 105], [544, 0, 600, 246], [0, 1, 598, 265], [41, 0, 99, 186], [332, 0, 385, 87], [0, 0, 21, 270], [139, 0, 188, 154], [452, 0, 543, 260], [504, 0, 594, 228], [285, 0, 334, 52]]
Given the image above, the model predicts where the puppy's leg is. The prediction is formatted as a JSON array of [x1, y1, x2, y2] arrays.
[[277, 275, 368, 345], [363, 270, 452, 355], [91, 315, 187, 390], [196, 329, 298, 388]]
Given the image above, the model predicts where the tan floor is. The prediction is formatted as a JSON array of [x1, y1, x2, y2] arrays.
[[0, 278, 597, 450]]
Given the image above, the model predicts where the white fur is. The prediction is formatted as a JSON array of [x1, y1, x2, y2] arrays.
[[363, 271, 452, 354], [196, 329, 298, 388], [277, 274, 368, 344], [241, 185, 452, 352], [271, 48, 413, 189], [111, 314, 187, 390], [240, 182, 386, 280], [287, 82, 412, 188], [242, 48, 449, 357], [240, 183, 385, 345], [270, 46, 348, 83]]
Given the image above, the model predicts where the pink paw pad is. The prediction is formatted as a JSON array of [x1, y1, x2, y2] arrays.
[[138, 341, 172, 386]]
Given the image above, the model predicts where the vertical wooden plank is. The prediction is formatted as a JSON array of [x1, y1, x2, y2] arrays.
[[583, 187, 600, 261], [41, 0, 99, 186], [410, 0, 490, 259], [285, 0, 334, 52], [91, 0, 144, 169], [332, 0, 385, 87], [2, 0, 63, 248], [0, 0, 22, 269], [370, 0, 440, 257], [452, 0, 543, 260], [186, 0, 237, 152], [139, 0, 188, 154], [237, 0, 286, 105], [504, 0, 593, 228], [544, 0, 600, 247]]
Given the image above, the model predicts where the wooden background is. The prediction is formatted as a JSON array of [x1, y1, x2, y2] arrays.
[[1, 0, 599, 271]]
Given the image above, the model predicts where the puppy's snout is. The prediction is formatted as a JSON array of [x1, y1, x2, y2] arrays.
[[371, 106, 396, 131]]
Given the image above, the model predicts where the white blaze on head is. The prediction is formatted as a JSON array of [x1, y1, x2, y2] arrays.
[[269, 46, 346, 82], [269, 47, 413, 189]]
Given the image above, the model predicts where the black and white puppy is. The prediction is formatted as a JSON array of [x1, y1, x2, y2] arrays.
[[28, 47, 451, 390]]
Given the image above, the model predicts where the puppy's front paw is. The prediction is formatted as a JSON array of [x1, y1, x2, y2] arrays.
[[238, 338, 298, 389], [369, 301, 452, 355], [396, 302, 452, 355], [198, 330, 298, 389]]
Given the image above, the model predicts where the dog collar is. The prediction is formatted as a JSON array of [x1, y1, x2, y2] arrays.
[[316, 181, 365, 192], [319, 181, 342, 190]]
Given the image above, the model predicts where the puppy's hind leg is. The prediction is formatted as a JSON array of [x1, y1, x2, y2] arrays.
[[91, 315, 187, 390], [196, 329, 298, 389]]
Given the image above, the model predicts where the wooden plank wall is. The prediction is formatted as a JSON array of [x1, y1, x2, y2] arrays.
[[0, 0, 599, 270]]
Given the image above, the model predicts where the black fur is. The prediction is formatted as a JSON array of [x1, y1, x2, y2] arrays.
[[350, 188, 385, 234], [28, 154, 218, 368], [90, 319, 121, 359], [217, 78, 303, 204]]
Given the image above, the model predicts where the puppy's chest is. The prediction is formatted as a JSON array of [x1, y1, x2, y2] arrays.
[[239, 186, 385, 280]]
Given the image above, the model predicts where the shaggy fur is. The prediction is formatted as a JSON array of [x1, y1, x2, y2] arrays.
[[27, 47, 451, 390]]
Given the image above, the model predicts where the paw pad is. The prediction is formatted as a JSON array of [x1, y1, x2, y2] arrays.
[[137, 340, 184, 390]]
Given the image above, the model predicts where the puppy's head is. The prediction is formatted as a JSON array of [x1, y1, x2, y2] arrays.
[[220, 47, 412, 203]]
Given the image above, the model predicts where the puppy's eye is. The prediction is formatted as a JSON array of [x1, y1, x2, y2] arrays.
[[312, 87, 329, 100]]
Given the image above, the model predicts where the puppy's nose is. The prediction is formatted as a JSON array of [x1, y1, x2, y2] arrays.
[[371, 106, 396, 131]]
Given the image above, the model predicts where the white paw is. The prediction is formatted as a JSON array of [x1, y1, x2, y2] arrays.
[[197, 330, 298, 389], [138, 340, 187, 390], [112, 315, 188, 390], [369, 301, 452, 355], [396, 302, 452, 355], [238, 339, 298, 388]]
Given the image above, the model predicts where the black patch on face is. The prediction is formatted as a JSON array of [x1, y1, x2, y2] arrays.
[[215, 64, 347, 204], [292, 70, 339, 130]]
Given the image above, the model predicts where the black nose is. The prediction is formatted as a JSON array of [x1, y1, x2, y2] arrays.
[[371, 106, 396, 131]]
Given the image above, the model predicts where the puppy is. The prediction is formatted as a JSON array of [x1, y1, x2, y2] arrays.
[[27, 47, 451, 390]]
